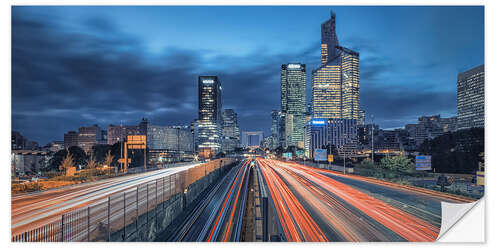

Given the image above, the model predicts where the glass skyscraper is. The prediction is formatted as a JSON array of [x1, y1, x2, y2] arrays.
[[221, 109, 240, 153], [312, 12, 361, 124], [198, 76, 222, 153], [281, 63, 306, 148], [457, 64, 484, 130]]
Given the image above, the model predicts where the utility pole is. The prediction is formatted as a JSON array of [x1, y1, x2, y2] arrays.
[[343, 146, 346, 174], [120, 122, 123, 172], [303, 125, 306, 166]]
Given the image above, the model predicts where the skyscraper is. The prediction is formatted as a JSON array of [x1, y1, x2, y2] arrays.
[[457, 64, 484, 130], [321, 11, 340, 66], [270, 110, 282, 149], [281, 63, 306, 148], [198, 76, 223, 154], [312, 12, 361, 124], [222, 109, 240, 153]]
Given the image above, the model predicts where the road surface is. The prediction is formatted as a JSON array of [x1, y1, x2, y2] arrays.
[[11, 163, 200, 236], [256, 158, 474, 242], [169, 159, 250, 242]]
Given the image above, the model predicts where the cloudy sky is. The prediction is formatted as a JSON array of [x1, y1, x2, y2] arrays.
[[12, 6, 484, 145]]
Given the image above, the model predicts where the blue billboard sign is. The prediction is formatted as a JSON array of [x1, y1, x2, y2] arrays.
[[314, 149, 327, 161], [415, 155, 432, 171]]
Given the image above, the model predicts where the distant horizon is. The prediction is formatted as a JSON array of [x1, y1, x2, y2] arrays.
[[12, 6, 484, 145]]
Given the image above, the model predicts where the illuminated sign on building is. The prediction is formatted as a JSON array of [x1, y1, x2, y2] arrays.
[[311, 119, 326, 125], [287, 64, 301, 69], [203, 79, 215, 84]]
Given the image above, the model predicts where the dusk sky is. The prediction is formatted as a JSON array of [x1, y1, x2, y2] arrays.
[[12, 6, 484, 145]]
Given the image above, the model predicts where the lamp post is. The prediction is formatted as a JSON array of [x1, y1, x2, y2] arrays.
[[343, 146, 346, 174], [303, 125, 306, 166], [371, 115, 374, 162]]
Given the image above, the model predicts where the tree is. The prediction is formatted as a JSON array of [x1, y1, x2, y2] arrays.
[[358, 158, 377, 169], [380, 155, 414, 173], [67, 146, 87, 167], [92, 144, 113, 163], [103, 150, 114, 175], [59, 151, 75, 175], [86, 153, 98, 176], [418, 128, 484, 173]]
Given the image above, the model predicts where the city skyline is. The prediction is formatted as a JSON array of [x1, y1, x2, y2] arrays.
[[12, 6, 484, 145]]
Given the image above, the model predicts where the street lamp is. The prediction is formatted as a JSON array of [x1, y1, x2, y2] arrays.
[[303, 125, 306, 166], [343, 146, 346, 174], [371, 115, 374, 162]]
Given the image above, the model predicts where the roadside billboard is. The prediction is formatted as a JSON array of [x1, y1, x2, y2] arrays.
[[415, 155, 432, 171], [282, 152, 292, 160], [314, 149, 327, 161]]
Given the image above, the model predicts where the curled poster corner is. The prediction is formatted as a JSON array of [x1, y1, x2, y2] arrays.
[[437, 198, 484, 242]]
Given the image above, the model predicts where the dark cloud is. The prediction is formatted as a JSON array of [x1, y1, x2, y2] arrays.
[[12, 10, 459, 145]]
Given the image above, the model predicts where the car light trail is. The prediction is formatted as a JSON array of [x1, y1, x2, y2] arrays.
[[256, 158, 448, 242]]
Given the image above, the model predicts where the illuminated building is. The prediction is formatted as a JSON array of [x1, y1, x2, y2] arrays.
[[198, 76, 222, 154], [107, 118, 148, 145], [312, 12, 361, 124], [77, 125, 102, 152], [147, 125, 194, 164], [306, 118, 358, 157], [270, 110, 282, 149], [222, 109, 240, 153], [281, 63, 306, 148], [457, 64, 484, 130]]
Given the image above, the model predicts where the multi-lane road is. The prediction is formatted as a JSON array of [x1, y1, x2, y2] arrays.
[[12, 157, 477, 242], [11, 163, 200, 236], [256, 158, 475, 242], [169, 159, 251, 242]]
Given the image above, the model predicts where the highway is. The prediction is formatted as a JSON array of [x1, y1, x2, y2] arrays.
[[256, 158, 474, 242], [11, 162, 200, 236], [169, 159, 251, 242]]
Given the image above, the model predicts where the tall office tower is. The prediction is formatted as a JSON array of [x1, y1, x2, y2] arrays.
[[457, 64, 485, 130], [221, 109, 240, 153], [281, 63, 307, 148], [312, 12, 361, 124], [321, 11, 340, 66], [198, 76, 223, 153]]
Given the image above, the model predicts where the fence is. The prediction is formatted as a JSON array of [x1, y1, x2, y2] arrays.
[[12, 158, 237, 242]]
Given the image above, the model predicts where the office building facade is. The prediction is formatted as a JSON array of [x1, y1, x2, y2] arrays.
[[312, 12, 361, 124], [198, 76, 223, 153], [281, 63, 306, 149], [307, 118, 358, 157], [221, 109, 240, 153], [457, 65, 484, 130], [107, 118, 148, 145], [77, 125, 102, 152], [64, 131, 79, 149]]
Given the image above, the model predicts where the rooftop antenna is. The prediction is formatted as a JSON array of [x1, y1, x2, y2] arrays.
[[330, 10, 336, 18]]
